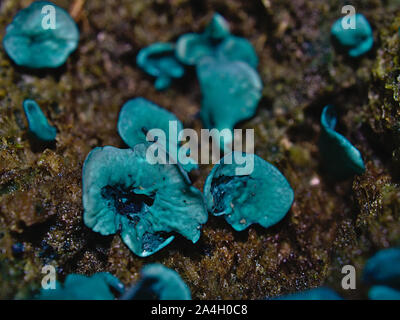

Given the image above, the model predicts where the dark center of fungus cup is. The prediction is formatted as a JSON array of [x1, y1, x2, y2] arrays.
[[210, 175, 248, 214], [101, 184, 155, 223]]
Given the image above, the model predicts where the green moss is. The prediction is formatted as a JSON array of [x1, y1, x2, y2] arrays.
[[23, 99, 57, 142]]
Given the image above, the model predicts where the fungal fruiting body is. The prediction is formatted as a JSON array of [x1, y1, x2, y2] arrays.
[[117, 97, 197, 172], [136, 42, 184, 90], [121, 263, 191, 300], [204, 152, 294, 231], [23, 99, 56, 142], [176, 13, 257, 68], [363, 248, 400, 286], [3, 1, 79, 68], [117, 98, 183, 150], [362, 248, 400, 300], [175, 13, 230, 66], [368, 285, 400, 300], [331, 13, 373, 57], [37, 272, 124, 300], [82, 144, 207, 257], [204, 13, 230, 41], [197, 56, 262, 150], [216, 35, 258, 68], [319, 105, 365, 179]]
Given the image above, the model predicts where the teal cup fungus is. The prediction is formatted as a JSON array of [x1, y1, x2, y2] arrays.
[[176, 13, 257, 67], [121, 263, 191, 300], [363, 248, 400, 287], [216, 35, 258, 69], [82, 144, 207, 257], [137, 42, 184, 90], [363, 248, 400, 300], [197, 56, 262, 150], [204, 152, 294, 231], [23, 99, 57, 142], [117, 97, 198, 172], [175, 13, 230, 66], [37, 272, 124, 300], [204, 13, 230, 41], [3, 1, 80, 68], [331, 13, 373, 57], [368, 285, 400, 300], [319, 105, 365, 179]]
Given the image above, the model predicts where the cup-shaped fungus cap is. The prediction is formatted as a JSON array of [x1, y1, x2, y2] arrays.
[[3, 1, 80, 68], [23, 99, 56, 142], [37, 272, 124, 300], [176, 13, 231, 66], [197, 57, 262, 149], [319, 105, 365, 179], [362, 248, 400, 286], [137, 42, 184, 90], [121, 263, 191, 300], [118, 97, 183, 149], [216, 35, 258, 68], [331, 13, 373, 57], [204, 13, 230, 40], [176, 33, 216, 66], [368, 285, 400, 300], [117, 97, 197, 172], [204, 152, 294, 231], [275, 287, 342, 300], [176, 13, 258, 68], [82, 144, 207, 257]]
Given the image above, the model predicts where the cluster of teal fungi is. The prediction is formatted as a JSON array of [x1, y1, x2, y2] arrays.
[[319, 105, 365, 179], [179, 13, 261, 149], [121, 264, 191, 300], [137, 43, 184, 91], [176, 13, 257, 68], [274, 287, 342, 300], [362, 248, 400, 300], [82, 144, 207, 257], [23, 99, 57, 142], [117, 97, 197, 172], [331, 13, 373, 57], [36, 272, 124, 300], [137, 13, 262, 150], [204, 152, 294, 231], [36, 264, 190, 300], [1, 2, 379, 300], [3, 1, 79, 68]]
